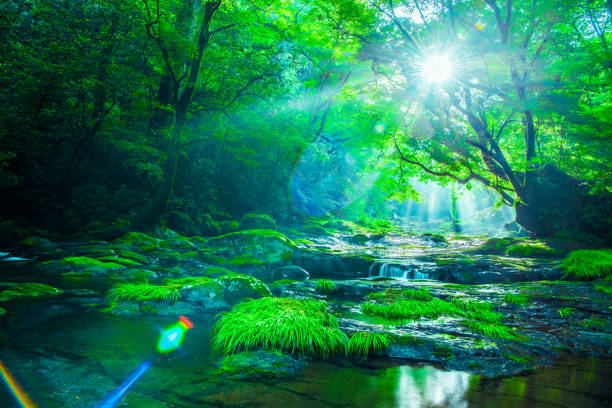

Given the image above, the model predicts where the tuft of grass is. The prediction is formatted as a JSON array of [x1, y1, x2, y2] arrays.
[[504, 292, 530, 306], [368, 288, 432, 301], [461, 320, 526, 341], [561, 249, 612, 280], [505, 243, 563, 257], [106, 283, 181, 305], [559, 307, 575, 318], [211, 297, 347, 359], [594, 284, 612, 296], [347, 332, 390, 359], [314, 279, 337, 294]]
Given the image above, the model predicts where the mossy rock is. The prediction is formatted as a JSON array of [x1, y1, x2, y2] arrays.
[[115, 250, 149, 264], [110, 268, 157, 283], [60, 256, 124, 269], [241, 213, 277, 231], [0, 306, 5, 315], [112, 232, 160, 251], [227, 254, 265, 265], [505, 243, 564, 258], [21, 236, 57, 248], [207, 229, 295, 265], [216, 273, 271, 300], [0, 283, 63, 301], [159, 238, 197, 251], [96, 256, 141, 266], [205, 266, 236, 278], [217, 351, 305, 380]]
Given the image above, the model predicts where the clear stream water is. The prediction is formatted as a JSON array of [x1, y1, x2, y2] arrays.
[[1, 295, 611, 408], [0, 260, 611, 408]]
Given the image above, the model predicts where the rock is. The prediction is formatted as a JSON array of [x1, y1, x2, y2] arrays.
[[277, 265, 310, 281], [0, 220, 27, 247], [348, 234, 369, 245], [0, 282, 63, 301], [240, 213, 276, 230], [293, 249, 371, 279], [217, 351, 306, 380]]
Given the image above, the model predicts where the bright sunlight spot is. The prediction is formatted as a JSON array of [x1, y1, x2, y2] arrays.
[[420, 55, 452, 83]]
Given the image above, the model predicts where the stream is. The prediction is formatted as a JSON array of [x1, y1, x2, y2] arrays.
[[1, 283, 611, 407]]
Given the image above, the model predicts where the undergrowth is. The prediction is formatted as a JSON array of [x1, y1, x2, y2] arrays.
[[315, 279, 337, 295], [504, 293, 530, 306], [347, 332, 390, 359], [106, 283, 181, 305], [561, 249, 612, 280], [211, 297, 347, 359]]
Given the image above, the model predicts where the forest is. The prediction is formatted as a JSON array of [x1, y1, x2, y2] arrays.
[[0, 1, 611, 407]]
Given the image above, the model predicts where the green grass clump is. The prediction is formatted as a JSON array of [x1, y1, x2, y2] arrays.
[[559, 307, 575, 318], [505, 243, 563, 257], [561, 249, 612, 280], [594, 284, 612, 296], [368, 288, 432, 301], [347, 332, 390, 359], [314, 279, 337, 294], [211, 297, 347, 359], [461, 320, 525, 341], [106, 283, 181, 305], [504, 292, 530, 306]]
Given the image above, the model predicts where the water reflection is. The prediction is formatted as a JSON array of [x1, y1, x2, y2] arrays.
[[396, 365, 470, 408]]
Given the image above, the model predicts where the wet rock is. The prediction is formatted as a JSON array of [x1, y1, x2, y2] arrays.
[[217, 351, 306, 380], [293, 249, 371, 279], [276, 265, 310, 281]]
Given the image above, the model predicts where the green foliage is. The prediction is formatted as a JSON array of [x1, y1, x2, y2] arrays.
[[368, 288, 432, 301], [432, 344, 454, 360], [241, 214, 276, 231], [347, 332, 390, 359], [559, 307, 575, 318], [0, 283, 63, 301], [211, 297, 348, 359], [314, 279, 337, 294], [106, 283, 181, 305], [504, 293, 530, 306], [561, 249, 612, 280], [505, 243, 563, 258], [61, 256, 124, 269], [594, 283, 612, 296], [461, 320, 526, 341]]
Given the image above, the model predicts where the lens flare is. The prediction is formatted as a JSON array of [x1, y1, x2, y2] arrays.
[[0, 360, 38, 408], [157, 315, 193, 354], [96, 361, 152, 408], [421, 55, 452, 83]]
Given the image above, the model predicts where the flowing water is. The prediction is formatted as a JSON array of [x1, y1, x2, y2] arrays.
[[1, 293, 611, 408]]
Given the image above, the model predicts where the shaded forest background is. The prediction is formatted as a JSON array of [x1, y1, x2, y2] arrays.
[[0, 0, 611, 242]]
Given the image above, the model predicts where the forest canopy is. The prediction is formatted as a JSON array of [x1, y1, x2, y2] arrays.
[[0, 0, 610, 239]]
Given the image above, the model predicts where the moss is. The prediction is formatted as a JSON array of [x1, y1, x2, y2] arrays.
[[113, 232, 159, 250], [269, 279, 298, 288], [0, 283, 63, 301], [241, 213, 276, 231], [205, 266, 235, 278], [217, 351, 304, 380], [209, 229, 296, 247], [578, 317, 609, 329], [159, 238, 196, 251], [432, 344, 454, 360], [370, 276, 396, 282], [227, 254, 265, 265], [504, 292, 530, 306], [314, 279, 337, 294], [505, 243, 563, 257], [0, 306, 5, 315], [216, 273, 272, 298], [347, 332, 390, 359], [211, 297, 348, 359], [505, 353, 534, 365], [61, 256, 124, 269], [469, 237, 520, 254], [96, 256, 141, 266], [561, 249, 612, 280], [392, 334, 426, 347]]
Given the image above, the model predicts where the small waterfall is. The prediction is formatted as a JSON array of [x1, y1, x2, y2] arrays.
[[370, 262, 430, 280]]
